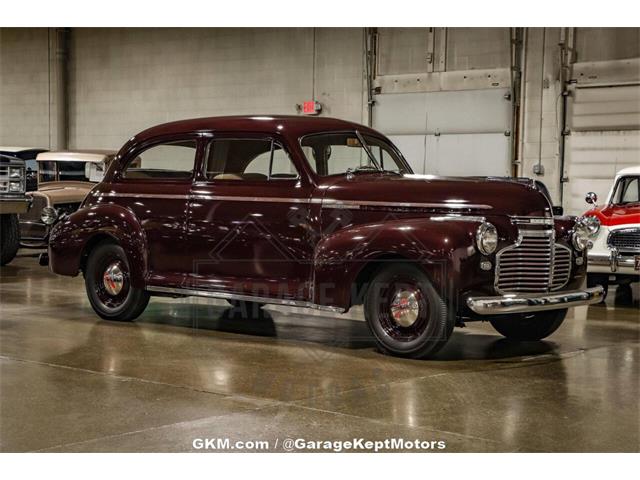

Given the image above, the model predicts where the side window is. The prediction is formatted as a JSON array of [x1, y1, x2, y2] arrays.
[[619, 177, 639, 203], [123, 140, 196, 180], [205, 139, 298, 181]]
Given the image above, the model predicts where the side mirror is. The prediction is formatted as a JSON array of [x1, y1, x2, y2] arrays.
[[585, 192, 598, 206], [552, 206, 564, 216]]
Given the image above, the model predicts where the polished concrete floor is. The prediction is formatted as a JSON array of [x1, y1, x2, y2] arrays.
[[1, 250, 639, 452]]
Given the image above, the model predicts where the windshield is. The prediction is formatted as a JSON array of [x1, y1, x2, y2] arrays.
[[38, 161, 92, 183], [300, 132, 410, 176], [611, 176, 639, 205]]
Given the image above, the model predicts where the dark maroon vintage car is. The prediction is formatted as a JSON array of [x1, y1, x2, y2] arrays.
[[47, 116, 604, 358]]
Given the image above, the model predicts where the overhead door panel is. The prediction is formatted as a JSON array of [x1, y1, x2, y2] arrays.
[[426, 133, 511, 176], [563, 80, 640, 216], [565, 130, 640, 216], [387, 134, 426, 173], [373, 88, 511, 176]]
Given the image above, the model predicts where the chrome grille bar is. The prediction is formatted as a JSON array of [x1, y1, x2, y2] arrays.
[[495, 229, 572, 294]]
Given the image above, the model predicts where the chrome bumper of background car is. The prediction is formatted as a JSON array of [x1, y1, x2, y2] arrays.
[[588, 250, 638, 273], [467, 286, 604, 315], [0, 198, 30, 214]]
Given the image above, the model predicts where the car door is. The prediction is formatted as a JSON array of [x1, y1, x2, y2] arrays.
[[185, 134, 315, 301], [112, 135, 201, 287]]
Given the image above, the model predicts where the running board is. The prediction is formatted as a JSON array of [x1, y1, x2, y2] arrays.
[[146, 285, 347, 313]]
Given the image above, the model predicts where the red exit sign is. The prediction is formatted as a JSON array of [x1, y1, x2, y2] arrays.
[[302, 100, 322, 115]]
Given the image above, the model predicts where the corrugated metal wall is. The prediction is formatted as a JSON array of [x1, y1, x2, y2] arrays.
[[0, 27, 638, 198], [371, 27, 513, 176], [562, 29, 640, 216]]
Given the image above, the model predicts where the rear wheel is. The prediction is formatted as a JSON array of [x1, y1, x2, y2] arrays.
[[364, 263, 454, 359], [85, 242, 149, 321], [489, 309, 567, 341], [0, 214, 20, 266]]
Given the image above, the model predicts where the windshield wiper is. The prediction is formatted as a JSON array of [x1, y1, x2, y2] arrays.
[[355, 130, 382, 171]]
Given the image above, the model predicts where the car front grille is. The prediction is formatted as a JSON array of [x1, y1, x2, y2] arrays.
[[0, 165, 9, 193], [608, 228, 640, 253], [21, 195, 47, 221], [495, 230, 572, 294]]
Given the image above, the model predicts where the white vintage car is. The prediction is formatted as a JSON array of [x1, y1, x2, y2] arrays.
[[583, 166, 640, 299]]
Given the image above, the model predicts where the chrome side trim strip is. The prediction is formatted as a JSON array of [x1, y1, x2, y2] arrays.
[[467, 286, 604, 315], [94, 191, 492, 210], [96, 192, 189, 200], [192, 194, 310, 204], [430, 215, 487, 223], [146, 285, 347, 313], [322, 198, 492, 210]]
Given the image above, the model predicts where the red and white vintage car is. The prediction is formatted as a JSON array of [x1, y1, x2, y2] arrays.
[[584, 166, 640, 299]]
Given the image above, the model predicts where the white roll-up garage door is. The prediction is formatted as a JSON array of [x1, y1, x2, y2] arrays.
[[372, 88, 512, 176], [564, 81, 640, 216]]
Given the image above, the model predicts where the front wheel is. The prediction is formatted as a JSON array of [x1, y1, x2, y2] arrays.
[[364, 263, 454, 359], [85, 242, 149, 321], [0, 214, 20, 266], [489, 309, 567, 341]]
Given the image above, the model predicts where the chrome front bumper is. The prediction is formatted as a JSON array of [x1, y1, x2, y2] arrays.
[[467, 286, 605, 315]]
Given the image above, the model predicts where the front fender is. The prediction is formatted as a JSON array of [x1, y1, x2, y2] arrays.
[[313, 217, 483, 309], [48, 203, 147, 288]]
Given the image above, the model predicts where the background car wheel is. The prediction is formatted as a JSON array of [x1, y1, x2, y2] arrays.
[[364, 263, 454, 359], [489, 309, 567, 341], [587, 273, 608, 301], [226, 299, 264, 316], [0, 214, 20, 266], [85, 242, 149, 321]]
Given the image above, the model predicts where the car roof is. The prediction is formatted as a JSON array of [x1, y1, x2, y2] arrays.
[[36, 150, 116, 163], [130, 115, 382, 144], [0, 153, 25, 164], [0, 147, 48, 159], [616, 166, 640, 177], [0, 146, 45, 153]]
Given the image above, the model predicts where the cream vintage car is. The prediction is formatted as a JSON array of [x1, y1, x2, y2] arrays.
[[20, 150, 116, 248]]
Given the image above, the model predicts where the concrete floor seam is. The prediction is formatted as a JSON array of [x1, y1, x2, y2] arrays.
[[0, 354, 281, 409]]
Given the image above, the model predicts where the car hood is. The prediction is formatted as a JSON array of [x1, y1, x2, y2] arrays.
[[586, 203, 640, 227], [30, 182, 95, 204], [321, 174, 552, 217]]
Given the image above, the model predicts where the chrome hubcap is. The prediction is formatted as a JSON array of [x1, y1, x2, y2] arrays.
[[102, 262, 124, 296], [390, 289, 420, 327]]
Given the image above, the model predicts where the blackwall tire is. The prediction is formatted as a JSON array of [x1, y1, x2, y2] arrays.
[[85, 242, 149, 321], [363, 263, 454, 359], [489, 309, 567, 341], [0, 214, 20, 266]]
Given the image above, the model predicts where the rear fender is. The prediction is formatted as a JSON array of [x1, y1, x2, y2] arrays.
[[48, 203, 147, 288]]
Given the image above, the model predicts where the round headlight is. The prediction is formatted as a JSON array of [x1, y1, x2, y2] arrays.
[[572, 221, 590, 251], [41, 206, 59, 225], [476, 222, 498, 255], [582, 215, 601, 236]]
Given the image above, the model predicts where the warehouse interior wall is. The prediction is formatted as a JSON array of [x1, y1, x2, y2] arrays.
[[0, 28, 50, 147], [0, 27, 638, 208]]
